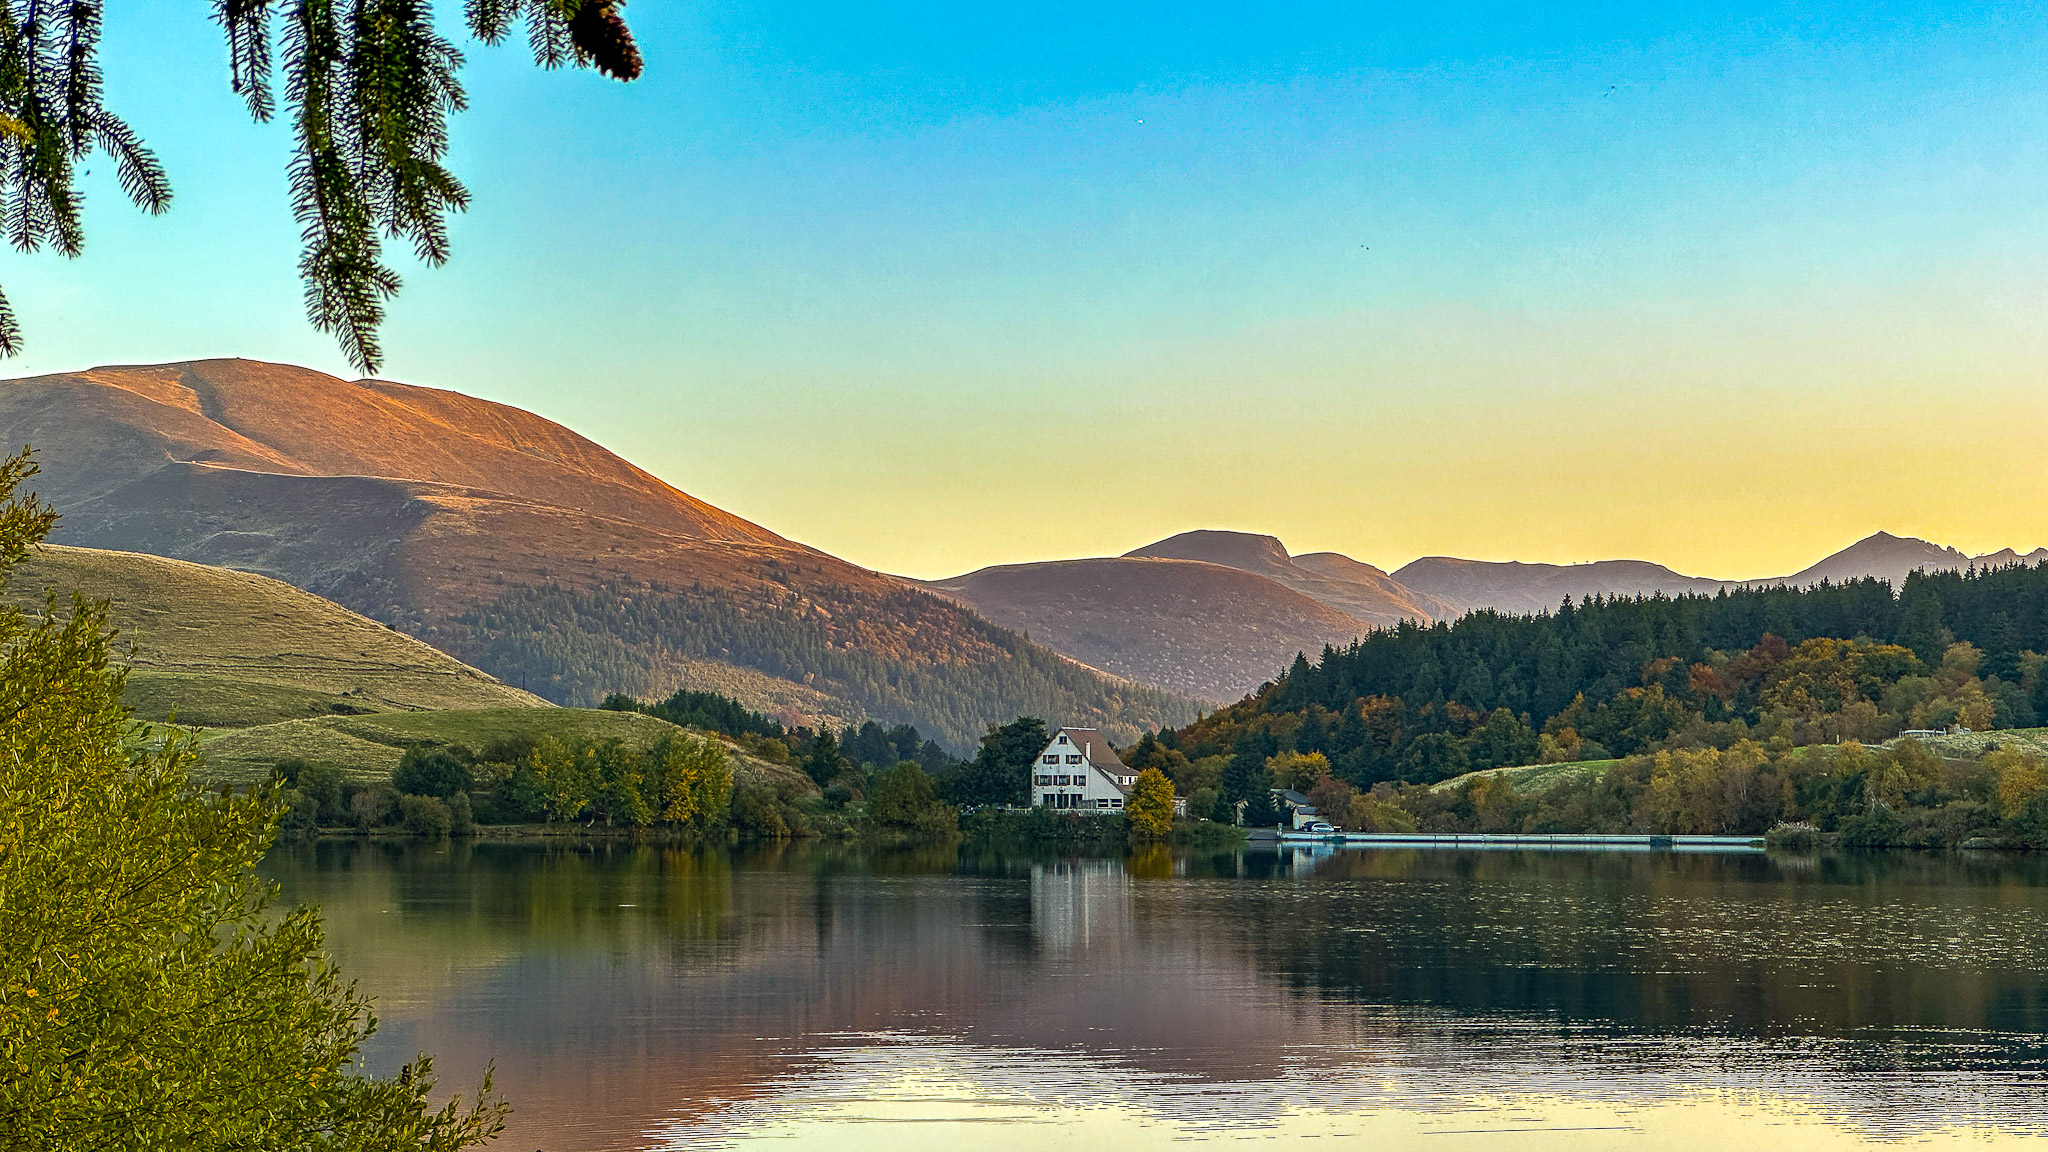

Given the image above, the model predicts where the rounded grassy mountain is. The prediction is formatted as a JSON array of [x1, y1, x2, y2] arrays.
[[6, 544, 544, 727]]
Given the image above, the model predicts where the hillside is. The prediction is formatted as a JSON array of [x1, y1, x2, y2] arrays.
[[1174, 561, 2048, 799], [920, 556, 1373, 701], [2, 359, 1194, 749], [4, 544, 542, 727], [921, 531, 1459, 701], [1393, 557, 1728, 616], [1781, 532, 2048, 590], [192, 706, 816, 789], [1394, 533, 2048, 618], [1125, 531, 1454, 624]]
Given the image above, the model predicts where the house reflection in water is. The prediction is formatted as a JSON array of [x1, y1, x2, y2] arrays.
[[1030, 859, 1130, 955]]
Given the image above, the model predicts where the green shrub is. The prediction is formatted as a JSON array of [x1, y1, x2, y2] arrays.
[[399, 794, 453, 838], [279, 788, 320, 837], [867, 762, 958, 839], [392, 744, 473, 799], [348, 784, 398, 829], [448, 791, 476, 836], [275, 758, 346, 823], [731, 784, 789, 839], [1837, 805, 1906, 849], [1764, 821, 1820, 850]]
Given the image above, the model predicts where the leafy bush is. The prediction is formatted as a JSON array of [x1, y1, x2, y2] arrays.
[[866, 762, 958, 839], [275, 758, 346, 823], [348, 784, 398, 829], [393, 744, 473, 799], [1764, 821, 1820, 850], [1836, 805, 1907, 849], [399, 794, 453, 837], [448, 791, 476, 836]]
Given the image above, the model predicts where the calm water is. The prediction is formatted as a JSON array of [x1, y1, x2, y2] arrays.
[[265, 841, 2048, 1151]]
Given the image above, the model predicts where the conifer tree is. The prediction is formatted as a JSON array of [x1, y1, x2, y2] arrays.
[[0, 1, 644, 372]]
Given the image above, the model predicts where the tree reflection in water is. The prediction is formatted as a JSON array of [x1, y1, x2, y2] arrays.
[[266, 841, 2048, 1151]]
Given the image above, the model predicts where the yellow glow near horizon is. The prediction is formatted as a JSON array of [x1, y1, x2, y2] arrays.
[[621, 286, 2048, 582]]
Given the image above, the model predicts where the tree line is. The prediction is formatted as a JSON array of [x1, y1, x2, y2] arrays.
[[1154, 566, 2048, 818]]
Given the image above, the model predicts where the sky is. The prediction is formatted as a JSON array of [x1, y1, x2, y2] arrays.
[[13, 1, 2048, 579]]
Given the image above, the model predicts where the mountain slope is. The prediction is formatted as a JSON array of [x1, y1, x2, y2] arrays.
[[1125, 530, 1454, 624], [1782, 532, 2048, 589], [4, 544, 543, 727], [921, 557, 1373, 701], [3, 359, 1194, 748], [1393, 557, 1729, 616]]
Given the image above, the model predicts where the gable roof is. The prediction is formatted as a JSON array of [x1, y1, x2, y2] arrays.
[[1057, 727, 1126, 772]]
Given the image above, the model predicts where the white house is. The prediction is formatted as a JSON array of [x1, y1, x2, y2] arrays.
[[1031, 728, 1139, 813]]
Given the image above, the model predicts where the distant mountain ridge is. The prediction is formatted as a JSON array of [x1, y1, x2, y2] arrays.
[[2, 358, 1195, 748], [1399, 532, 2048, 617], [924, 531, 1456, 702], [936, 528, 2047, 700], [1125, 530, 1457, 623]]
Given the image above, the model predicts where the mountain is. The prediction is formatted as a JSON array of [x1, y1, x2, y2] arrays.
[[1392, 557, 1729, 617], [1781, 532, 2048, 590], [2, 359, 1195, 749], [920, 557, 1374, 702], [1125, 531, 1456, 623], [921, 531, 1452, 702], [5, 544, 542, 727], [1390, 533, 2048, 618]]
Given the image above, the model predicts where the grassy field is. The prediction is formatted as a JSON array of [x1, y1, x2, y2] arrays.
[[1430, 759, 1620, 795], [191, 706, 818, 797], [1884, 727, 2048, 759], [1431, 729, 2048, 798], [8, 545, 544, 725]]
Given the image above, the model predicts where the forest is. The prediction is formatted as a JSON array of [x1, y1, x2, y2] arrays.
[[440, 579, 1197, 751], [1170, 565, 2048, 782], [1109, 564, 2048, 841]]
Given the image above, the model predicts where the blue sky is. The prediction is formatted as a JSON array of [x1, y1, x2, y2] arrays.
[[16, 1, 2048, 577]]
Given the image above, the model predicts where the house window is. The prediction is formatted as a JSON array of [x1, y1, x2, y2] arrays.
[[1111, 798, 1124, 808], [1097, 799, 1111, 809], [1035, 775, 1051, 786], [1043, 754, 1059, 764], [1066, 755, 1083, 764], [1057, 735, 1069, 744]]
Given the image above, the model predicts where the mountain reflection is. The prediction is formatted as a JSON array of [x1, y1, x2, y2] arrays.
[[265, 842, 2048, 1151]]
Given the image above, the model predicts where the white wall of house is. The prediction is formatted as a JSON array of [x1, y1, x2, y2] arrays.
[[1029, 728, 1133, 814]]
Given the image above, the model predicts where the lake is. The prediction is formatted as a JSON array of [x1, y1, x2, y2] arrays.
[[265, 840, 2048, 1151]]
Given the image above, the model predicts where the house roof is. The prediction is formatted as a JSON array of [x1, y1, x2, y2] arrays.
[[1058, 727, 1127, 771]]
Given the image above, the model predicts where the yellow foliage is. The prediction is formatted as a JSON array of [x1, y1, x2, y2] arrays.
[[1127, 767, 1176, 840], [1266, 750, 1330, 791], [1989, 750, 2048, 819]]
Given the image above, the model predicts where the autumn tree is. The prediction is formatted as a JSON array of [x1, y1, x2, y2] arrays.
[[1125, 767, 1175, 841]]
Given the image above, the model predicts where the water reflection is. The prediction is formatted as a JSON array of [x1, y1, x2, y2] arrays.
[[264, 842, 2048, 1151]]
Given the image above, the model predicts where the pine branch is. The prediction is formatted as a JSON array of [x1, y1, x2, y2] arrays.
[[0, 279, 22, 357], [92, 111, 168, 215], [214, 1, 279, 121]]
